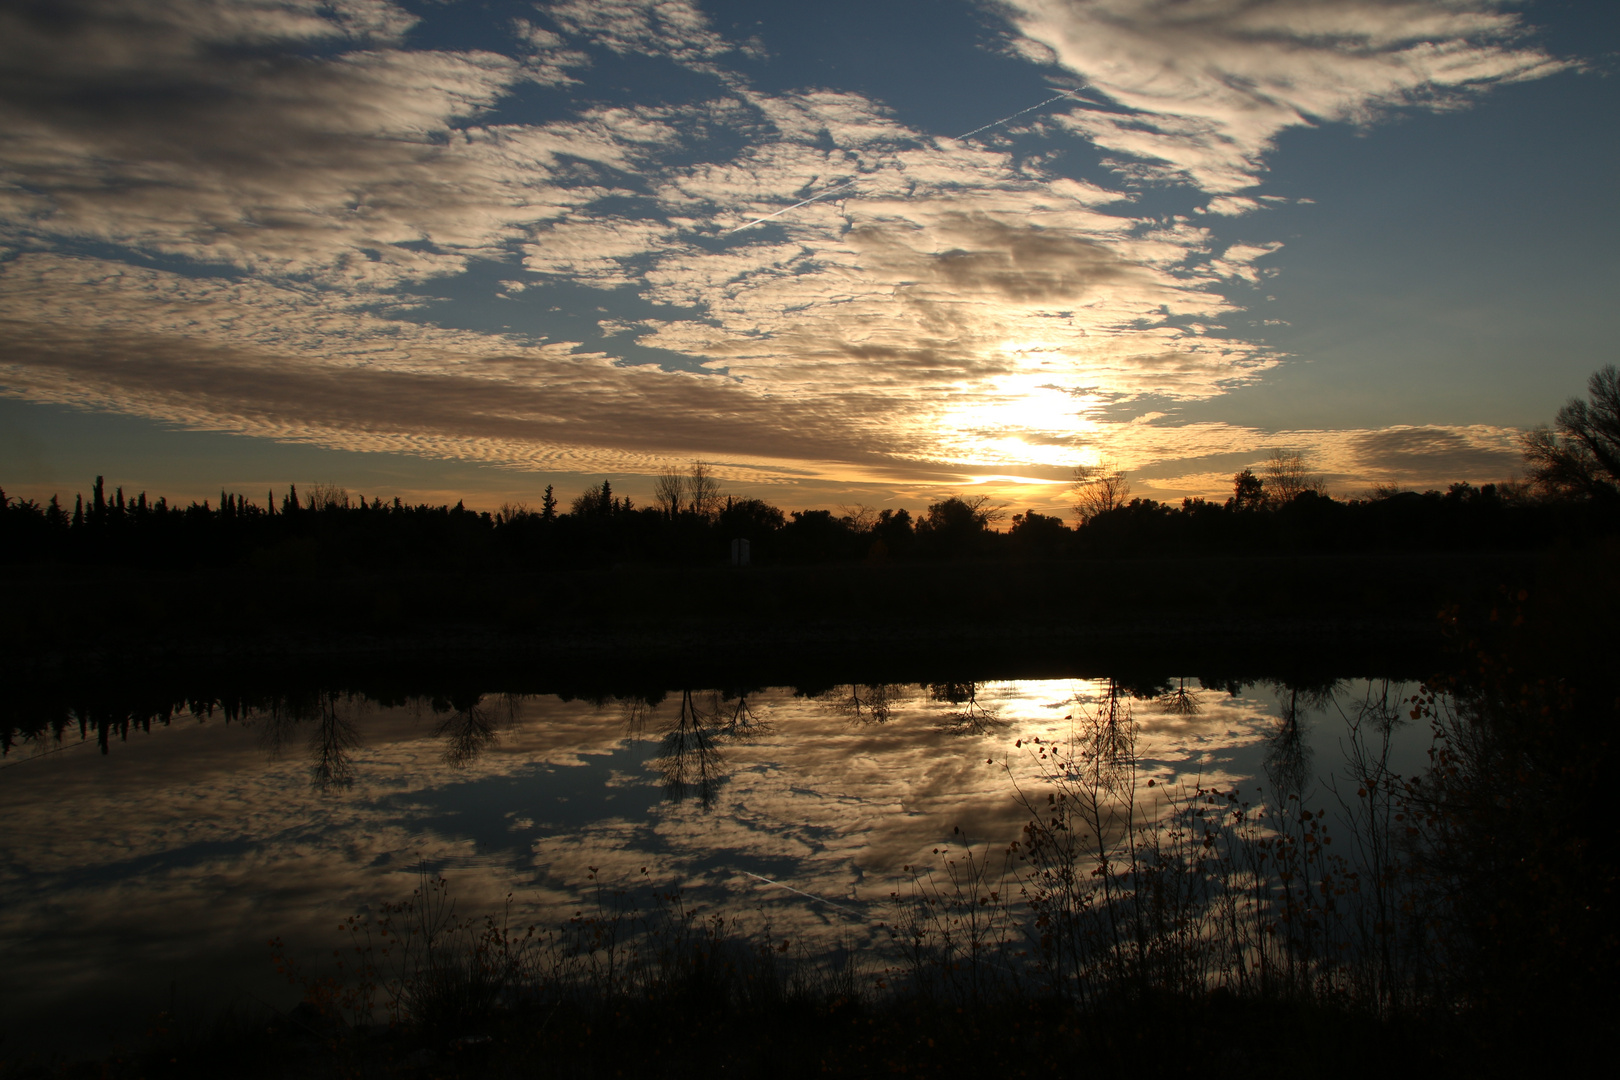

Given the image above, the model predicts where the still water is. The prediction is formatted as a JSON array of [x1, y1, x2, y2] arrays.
[[0, 674, 1430, 1056]]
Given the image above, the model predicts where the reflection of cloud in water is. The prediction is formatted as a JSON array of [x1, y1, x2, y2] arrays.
[[0, 676, 1426, 1050]]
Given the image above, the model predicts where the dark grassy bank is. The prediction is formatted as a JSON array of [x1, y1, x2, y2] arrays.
[[1, 549, 1558, 679], [13, 987, 1493, 1079]]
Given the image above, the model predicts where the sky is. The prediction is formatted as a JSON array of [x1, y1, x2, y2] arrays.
[[1, 0, 1616, 515]]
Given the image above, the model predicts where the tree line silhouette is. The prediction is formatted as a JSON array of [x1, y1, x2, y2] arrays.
[[1, 465, 1612, 571], [4, 367, 1616, 569]]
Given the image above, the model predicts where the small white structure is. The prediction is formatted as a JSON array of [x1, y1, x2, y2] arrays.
[[729, 538, 750, 567]]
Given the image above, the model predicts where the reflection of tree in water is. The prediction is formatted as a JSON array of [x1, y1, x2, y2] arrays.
[[1351, 678, 1405, 738], [659, 693, 725, 810], [257, 689, 362, 790], [1262, 679, 1342, 801], [620, 697, 654, 737], [433, 692, 521, 768], [310, 696, 361, 790], [1082, 678, 1137, 789], [716, 688, 770, 740], [605, 688, 666, 738], [1157, 676, 1203, 717], [827, 683, 907, 725], [648, 688, 770, 811], [255, 696, 307, 761], [929, 682, 1007, 737]]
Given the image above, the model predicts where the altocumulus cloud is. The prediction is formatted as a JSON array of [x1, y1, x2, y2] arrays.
[[1004, 0, 1565, 203], [0, 0, 1570, 500]]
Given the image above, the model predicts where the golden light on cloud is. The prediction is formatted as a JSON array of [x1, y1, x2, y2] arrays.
[[963, 474, 1069, 492], [932, 375, 1082, 463]]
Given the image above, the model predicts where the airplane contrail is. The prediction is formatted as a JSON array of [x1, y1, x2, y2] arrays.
[[952, 91, 1082, 143], [741, 870, 866, 917], [725, 177, 861, 234]]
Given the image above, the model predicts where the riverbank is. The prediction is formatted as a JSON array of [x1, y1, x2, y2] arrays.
[[1, 551, 1546, 685], [11, 988, 1496, 1079]]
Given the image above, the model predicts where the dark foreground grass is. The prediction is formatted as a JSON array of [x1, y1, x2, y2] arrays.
[[15, 988, 1497, 1080]]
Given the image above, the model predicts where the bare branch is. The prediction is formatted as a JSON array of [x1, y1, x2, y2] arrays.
[[1072, 460, 1130, 524]]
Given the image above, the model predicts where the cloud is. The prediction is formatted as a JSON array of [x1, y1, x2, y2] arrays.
[[543, 0, 737, 64], [0, 0, 1561, 505], [0, 253, 991, 485], [510, 17, 591, 85], [612, 90, 1283, 466], [0, 0, 1287, 492], [1349, 424, 1523, 480], [522, 216, 681, 287], [1001, 0, 1567, 193], [0, 0, 690, 286]]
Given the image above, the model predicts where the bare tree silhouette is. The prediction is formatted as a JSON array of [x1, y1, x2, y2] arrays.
[[686, 462, 723, 520], [652, 466, 685, 520], [1072, 460, 1130, 524], [1521, 365, 1620, 499], [838, 503, 879, 533], [304, 482, 351, 511], [1262, 449, 1325, 506]]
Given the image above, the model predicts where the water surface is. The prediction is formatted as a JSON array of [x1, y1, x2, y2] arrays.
[[0, 673, 1429, 1057]]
